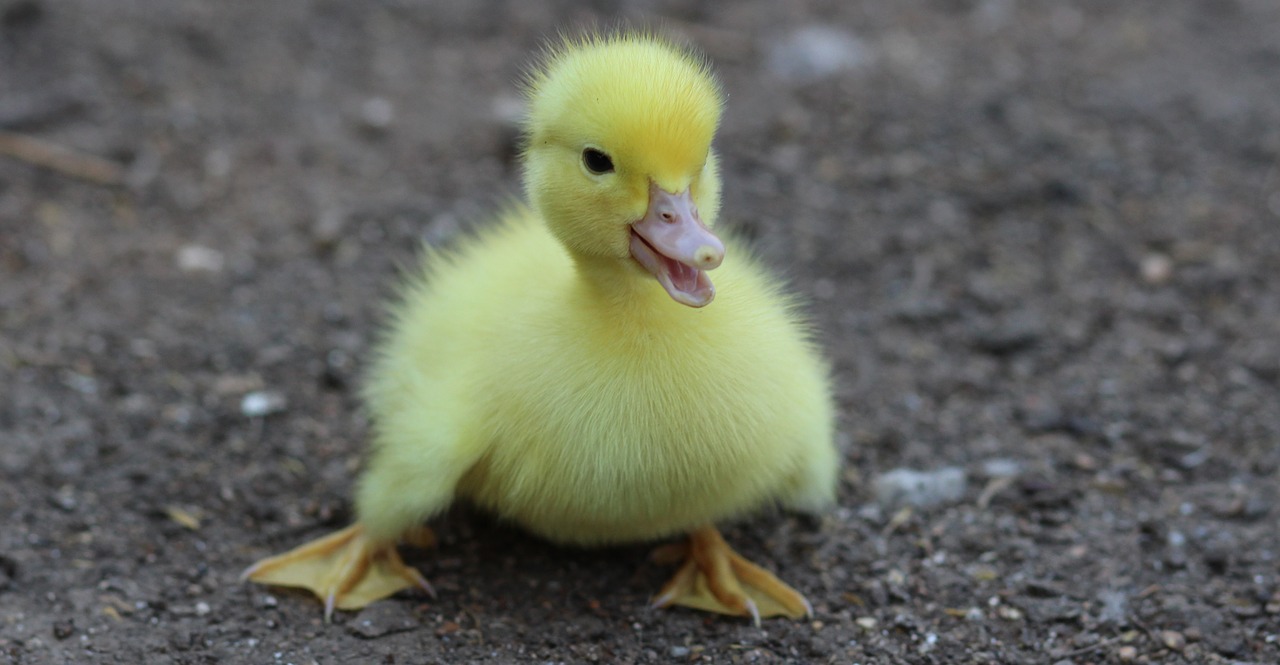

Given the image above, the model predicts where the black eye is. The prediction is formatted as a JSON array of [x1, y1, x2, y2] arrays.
[[582, 148, 614, 175]]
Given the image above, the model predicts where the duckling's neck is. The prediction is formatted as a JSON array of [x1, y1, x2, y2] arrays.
[[568, 253, 687, 320]]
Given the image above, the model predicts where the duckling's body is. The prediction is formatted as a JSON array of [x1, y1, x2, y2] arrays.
[[245, 32, 839, 624], [361, 211, 834, 548]]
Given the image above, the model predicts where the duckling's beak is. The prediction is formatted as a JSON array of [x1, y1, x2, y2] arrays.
[[630, 183, 725, 308]]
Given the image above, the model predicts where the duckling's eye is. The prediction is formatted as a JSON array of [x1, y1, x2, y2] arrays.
[[582, 148, 614, 175]]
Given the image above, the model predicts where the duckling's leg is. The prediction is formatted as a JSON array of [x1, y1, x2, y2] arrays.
[[241, 523, 436, 621], [650, 525, 812, 625]]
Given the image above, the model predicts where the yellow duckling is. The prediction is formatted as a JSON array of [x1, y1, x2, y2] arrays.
[[243, 31, 838, 625]]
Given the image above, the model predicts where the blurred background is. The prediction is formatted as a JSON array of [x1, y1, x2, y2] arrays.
[[2, 1, 1278, 662]]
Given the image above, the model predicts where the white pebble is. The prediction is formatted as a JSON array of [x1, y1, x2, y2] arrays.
[[981, 458, 1022, 478], [768, 26, 873, 83], [240, 391, 287, 418], [360, 97, 395, 130], [874, 467, 967, 508], [176, 245, 225, 273], [1140, 253, 1173, 285]]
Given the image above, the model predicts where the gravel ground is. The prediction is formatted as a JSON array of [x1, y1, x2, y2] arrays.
[[3, 1, 1279, 663]]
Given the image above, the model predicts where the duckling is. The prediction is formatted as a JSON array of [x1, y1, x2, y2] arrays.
[[243, 31, 838, 625]]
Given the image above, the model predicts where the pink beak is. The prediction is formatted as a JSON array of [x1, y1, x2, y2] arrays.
[[629, 183, 725, 307]]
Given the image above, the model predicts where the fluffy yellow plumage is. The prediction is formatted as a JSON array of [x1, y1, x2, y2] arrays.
[[244, 31, 839, 624]]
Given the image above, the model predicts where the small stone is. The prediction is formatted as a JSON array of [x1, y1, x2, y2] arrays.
[[970, 314, 1044, 355], [52, 618, 74, 640], [50, 485, 76, 511], [669, 646, 690, 658], [194, 601, 211, 616], [1072, 453, 1099, 471], [312, 209, 347, 249], [1117, 645, 1137, 662], [768, 26, 873, 83], [1072, 632, 1100, 648], [981, 458, 1022, 478], [1160, 630, 1185, 650], [1025, 580, 1065, 598], [855, 616, 878, 630], [349, 602, 418, 638], [874, 467, 967, 509], [996, 605, 1023, 621], [1140, 253, 1173, 285], [240, 390, 287, 417], [0, 555, 15, 592], [176, 245, 225, 273], [1165, 529, 1188, 570], [203, 147, 232, 180], [1096, 590, 1129, 625], [1228, 599, 1261, 617], [359, 96, 395, 131]]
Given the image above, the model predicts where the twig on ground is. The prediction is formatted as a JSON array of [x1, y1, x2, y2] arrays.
[[0, 130, 125, 186]]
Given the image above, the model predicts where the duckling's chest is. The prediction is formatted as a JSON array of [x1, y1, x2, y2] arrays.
[[457, 313, 819, 544]]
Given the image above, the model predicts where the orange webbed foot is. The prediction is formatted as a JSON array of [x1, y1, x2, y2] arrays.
[[242, 523, 435, 621], [650, 525, 812, 626]]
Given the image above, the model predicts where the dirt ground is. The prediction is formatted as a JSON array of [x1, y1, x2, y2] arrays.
[[3, 1, 1279, 663]]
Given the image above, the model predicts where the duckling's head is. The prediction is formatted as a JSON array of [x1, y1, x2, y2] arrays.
[[523, 33, 725, 307]]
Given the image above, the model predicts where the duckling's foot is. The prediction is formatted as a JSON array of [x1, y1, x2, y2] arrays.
[[649, 525, 812, 625], [241, 523, 435, 621]]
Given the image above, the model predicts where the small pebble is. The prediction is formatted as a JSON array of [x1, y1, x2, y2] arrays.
[[1117, 645, 1137, 661], [312, 209, 347, 248], [1160, 630, 1185, 650], [669, 646, 690, 658], [874, 467, 967, 509], [50, 485, 77, 511], [970, 314, 1044, 355], [1072, 453, 1098, 471], [855, 617, 878, 630], [768, 26, 873, 82], [351, 602, 418, 638], [203, 147, 232, 180], [1096, 590, 1129, 625], [1140, 252, 1173, 285], [194, 601, 211, 616], [52, 618, 74, 640], [176, 245, 225, 273], [359, 96, 395, 131], [981, 458, 1022, 478], [240, 390, 287, 417], [996, 605, 1023, 621]]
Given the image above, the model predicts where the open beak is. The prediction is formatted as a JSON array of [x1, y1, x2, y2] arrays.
[[629, 183, 725, 307]]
